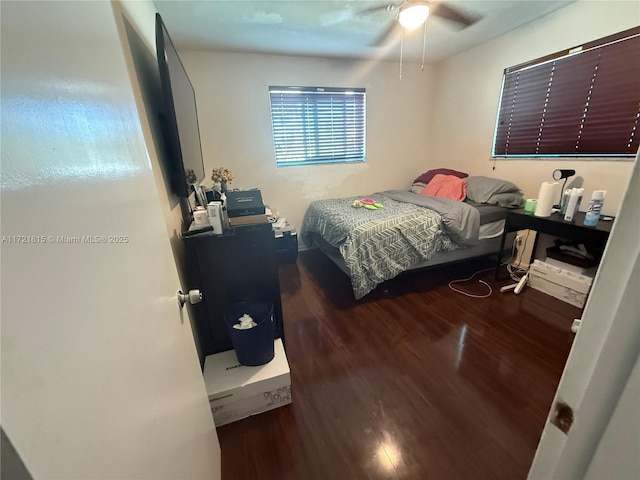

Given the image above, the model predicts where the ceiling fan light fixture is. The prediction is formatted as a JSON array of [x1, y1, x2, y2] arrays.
[[398, 4, 430, 30]]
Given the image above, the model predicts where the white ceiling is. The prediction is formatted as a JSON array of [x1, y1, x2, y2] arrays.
[[154, 1, 575, 64]]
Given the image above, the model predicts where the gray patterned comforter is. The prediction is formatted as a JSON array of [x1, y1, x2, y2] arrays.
[[301, 192, 461, 299]]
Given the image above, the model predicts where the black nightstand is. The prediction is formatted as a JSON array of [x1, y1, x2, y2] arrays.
[[273, 224, 298, 265], [183, 223, 284, 356]]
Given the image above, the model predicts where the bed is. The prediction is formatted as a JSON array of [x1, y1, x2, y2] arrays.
[[300, 174, 523, 299]]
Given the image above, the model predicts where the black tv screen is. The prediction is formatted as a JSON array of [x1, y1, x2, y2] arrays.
[[155, 13, 205, 198]]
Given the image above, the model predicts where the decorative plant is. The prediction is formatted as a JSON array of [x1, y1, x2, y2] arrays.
[[211, 167, 234, 185], [184, 168, 197, 184]]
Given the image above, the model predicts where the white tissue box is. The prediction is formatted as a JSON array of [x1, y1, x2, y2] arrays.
[[203, 339, 291, 427], [529, 260, 593, 308]]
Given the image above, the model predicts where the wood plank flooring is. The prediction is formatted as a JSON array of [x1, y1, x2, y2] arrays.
[[217, 250, 579, 480]]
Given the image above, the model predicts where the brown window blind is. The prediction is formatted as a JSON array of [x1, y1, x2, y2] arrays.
[[493, 27, 640, 158]]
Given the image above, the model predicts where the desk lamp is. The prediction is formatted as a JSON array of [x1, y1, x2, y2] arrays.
[[552, 169, 576, 207]]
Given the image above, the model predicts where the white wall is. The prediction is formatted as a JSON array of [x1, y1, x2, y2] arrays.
[[430, 0, 639, 216], [181, 51, 435, 236]]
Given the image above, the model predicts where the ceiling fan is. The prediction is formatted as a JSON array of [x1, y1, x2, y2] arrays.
[[360, 0, 481, 46]]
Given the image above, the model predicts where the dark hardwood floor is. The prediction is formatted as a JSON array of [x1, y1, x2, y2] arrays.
[[217, 250, 579, 480]]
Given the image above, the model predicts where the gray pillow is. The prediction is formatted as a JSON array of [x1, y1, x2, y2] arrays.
[[410, 182, 426, 195], [465, 176, 522, 203], [487, 192, 524, 208]]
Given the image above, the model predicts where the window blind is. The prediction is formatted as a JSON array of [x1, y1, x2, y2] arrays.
[[269, 86, 366, 166], [493, 27, 640, 157]]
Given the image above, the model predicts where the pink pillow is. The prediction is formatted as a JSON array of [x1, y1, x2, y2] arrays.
[[414, 168, 468, 185], [420, 174, 467, 201]]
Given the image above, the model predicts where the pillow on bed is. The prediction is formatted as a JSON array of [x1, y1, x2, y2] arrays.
[[420, 174, 467, 201], [410, 182, 426, 194], [486, 192, 525, 208], [413, 168, 468, 185], [465, 176, 522, 203]]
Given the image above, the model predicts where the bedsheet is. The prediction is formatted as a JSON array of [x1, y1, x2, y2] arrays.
[[301, 193, 458, 299], [382, 190, 480, 245]]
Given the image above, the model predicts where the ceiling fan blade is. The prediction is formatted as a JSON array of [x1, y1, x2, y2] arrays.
[[370, 20, 399, 46], [356, 3, 400, 15], [430, 2, 480, 28]]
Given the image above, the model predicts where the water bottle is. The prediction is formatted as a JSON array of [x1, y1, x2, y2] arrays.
[[584, 190, 606, 226]]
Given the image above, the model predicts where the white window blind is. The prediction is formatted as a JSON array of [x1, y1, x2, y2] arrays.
[[269, 86, 366, 166], [493, 27, 640, 158]]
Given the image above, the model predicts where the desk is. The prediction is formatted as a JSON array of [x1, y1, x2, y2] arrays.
[[496, 209, 614, 276]]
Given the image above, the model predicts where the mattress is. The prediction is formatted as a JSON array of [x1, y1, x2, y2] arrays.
[[465, 202, 507, 240], [479, 220, 506, 240], [466, 202, 509, 225]]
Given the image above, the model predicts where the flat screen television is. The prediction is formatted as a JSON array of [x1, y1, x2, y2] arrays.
[[155, 13, 205, 199]]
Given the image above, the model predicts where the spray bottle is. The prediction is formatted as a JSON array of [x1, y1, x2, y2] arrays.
[[564, 188, 584, 222], [583, 190, 606, 226]]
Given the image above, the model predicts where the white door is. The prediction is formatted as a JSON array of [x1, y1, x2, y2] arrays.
[[528, 153, 639, 479], [0, 1, 220, 478]]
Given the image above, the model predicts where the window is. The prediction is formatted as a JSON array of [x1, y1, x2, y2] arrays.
[[269, 86, 366, 166], [493, 27, 640, 158]]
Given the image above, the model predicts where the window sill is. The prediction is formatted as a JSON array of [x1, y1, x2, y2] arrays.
[[276, 158, 366, 167], [490, 156, 635, 162]]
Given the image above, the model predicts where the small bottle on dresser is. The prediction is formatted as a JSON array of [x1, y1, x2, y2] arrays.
[[207, 201, 224, 234], [193, 206, 209, 226], [220, 192, 230, 230]]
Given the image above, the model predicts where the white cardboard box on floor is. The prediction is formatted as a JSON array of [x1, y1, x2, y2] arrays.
[[530, 260, 593, 293], [529, 272, 589, 308], [203, 339, 291, 427], [544, 257, 597, 276], [529, 259, 593, 308]]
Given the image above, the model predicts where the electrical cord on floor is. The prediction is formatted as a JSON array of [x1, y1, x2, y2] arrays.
[[448, 234, 525, 298], [448, 267, 495, 298], [507, 263, 529, 282]]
